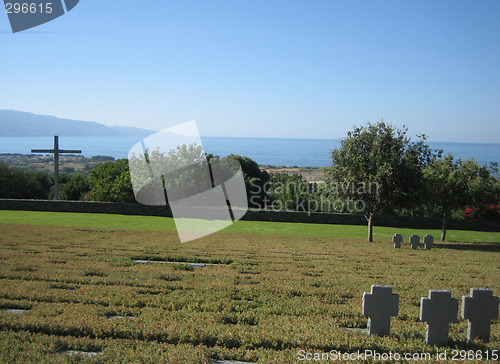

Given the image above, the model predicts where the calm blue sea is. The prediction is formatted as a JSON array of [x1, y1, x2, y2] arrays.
[[0, 136, 499, 169]]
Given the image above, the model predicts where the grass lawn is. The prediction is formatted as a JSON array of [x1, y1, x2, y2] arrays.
[[1, 210, 500, 243], [0, 211, 499, 362]]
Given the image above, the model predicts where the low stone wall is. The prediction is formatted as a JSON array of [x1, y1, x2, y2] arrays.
[[0, 199, 171, 217], [242, 209, 500, 232], [0, 199, 499, 232]]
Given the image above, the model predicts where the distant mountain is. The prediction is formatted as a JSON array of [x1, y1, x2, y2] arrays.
[[0, 110, 155, 137]]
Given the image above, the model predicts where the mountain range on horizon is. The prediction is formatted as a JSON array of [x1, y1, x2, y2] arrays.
[[0, 110, 155, 137]]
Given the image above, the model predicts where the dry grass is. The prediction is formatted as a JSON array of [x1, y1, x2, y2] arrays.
[[0, 223, 498, 363]]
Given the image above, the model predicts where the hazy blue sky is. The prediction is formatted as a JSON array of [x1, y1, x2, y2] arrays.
[[1, 0, 499, 142]]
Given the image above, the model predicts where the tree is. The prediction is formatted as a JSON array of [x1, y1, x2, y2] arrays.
[[423, 155, 499, 241], [227, 154, 269, 208], [86, 159, 135, 203], [0, 163, 51, 199], [327, 121, 437, 242], [129, 143, 215, 205], [128, 146, 260, 208], [266, 171, 318, 212], [59, 174, 89, 200]]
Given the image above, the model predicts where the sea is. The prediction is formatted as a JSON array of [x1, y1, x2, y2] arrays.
[[0, 136, 499, 170]]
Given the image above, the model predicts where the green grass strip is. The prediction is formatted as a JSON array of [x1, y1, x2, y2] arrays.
[[0, 210, 177, 231], [0, 210, 499, 243]]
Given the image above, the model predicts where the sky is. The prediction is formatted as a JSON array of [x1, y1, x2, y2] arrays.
[[1, 0, 499, 143]]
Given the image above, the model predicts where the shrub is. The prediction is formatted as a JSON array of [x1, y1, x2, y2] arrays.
[[464, 204, 500, 220]]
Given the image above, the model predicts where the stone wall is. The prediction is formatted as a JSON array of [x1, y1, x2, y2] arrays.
[[0, 199, 171, 217], [0, 199, 499, 232]]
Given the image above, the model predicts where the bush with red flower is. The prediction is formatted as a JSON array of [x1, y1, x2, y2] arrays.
[[464, 204, 500, 220]]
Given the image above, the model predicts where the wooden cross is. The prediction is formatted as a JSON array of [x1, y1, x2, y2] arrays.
[[31, 136, 82, 200]]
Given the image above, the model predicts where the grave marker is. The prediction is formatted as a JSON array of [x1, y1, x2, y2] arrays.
[[31, 135, 82, 200], [107, 315, 137, 320], [362, 285, 399, 336], [462, 288, 499, 341], [133, 260, 206, 267], [393, 233, 403, 248], [409, 234, 419, 249], [2, 308, 28, 314], [58, 350, 101, 358], [420, 290, 458, 345], [424, 234, 434, 250]]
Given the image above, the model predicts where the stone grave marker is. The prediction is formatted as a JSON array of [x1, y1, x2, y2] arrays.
[[187, 262, 206, 267], [133, 260, 206, 267], [423, 234, 434, 250], [462, 288, 499, 341], [58, 350, 101, 358], [420, 290, 458, 345], [2, 308, 28, 314], [393, 233, 403, 248], [107, 315, 137, 320], [409, 234, 419, 249], [362, 285, 399, 336]]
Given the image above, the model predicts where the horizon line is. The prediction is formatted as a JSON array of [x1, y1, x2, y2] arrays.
[[1, 134, 499, 146]]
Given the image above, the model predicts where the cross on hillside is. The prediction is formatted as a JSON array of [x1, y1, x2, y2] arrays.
[[31, 136, 82, 200]]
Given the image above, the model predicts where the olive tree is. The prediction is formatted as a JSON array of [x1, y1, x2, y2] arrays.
[[423, 155, 499, 241], [327, 121, 437, 241]]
